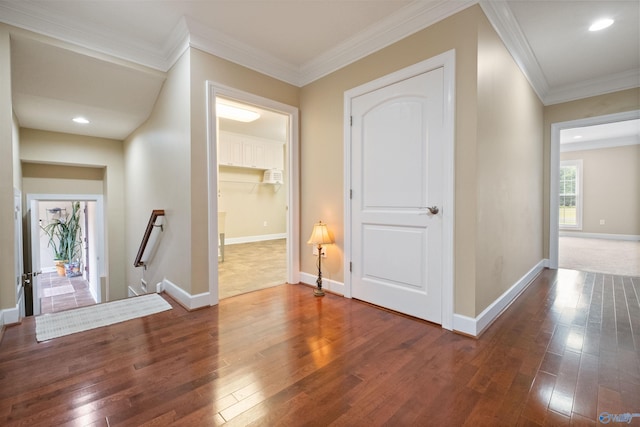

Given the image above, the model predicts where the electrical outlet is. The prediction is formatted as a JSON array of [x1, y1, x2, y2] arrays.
[[600, 219, 605, 225]]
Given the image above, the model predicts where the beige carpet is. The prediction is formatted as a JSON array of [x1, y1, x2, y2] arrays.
[[559, 236, 640, 277]]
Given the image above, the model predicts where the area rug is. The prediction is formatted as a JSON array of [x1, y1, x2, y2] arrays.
[[42, 285, 75, 298], [35, 293, 172, 342]]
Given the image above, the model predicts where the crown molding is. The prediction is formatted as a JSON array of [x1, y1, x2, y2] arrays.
[[0, 1, 170, 71], [183, 16, 301, 86], [163, 16, 191, 71], [479, 0, 549, 103], [544, 69, 640, 106], [298, 0, 477, 86]]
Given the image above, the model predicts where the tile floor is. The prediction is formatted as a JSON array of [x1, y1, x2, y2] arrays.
[[39, 271, 96, 314]]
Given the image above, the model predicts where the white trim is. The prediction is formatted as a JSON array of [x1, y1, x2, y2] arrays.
[[549, 110, 640, 269], [453, 260, 546, 337], [0, 0, 473, 87], [162, 278, 210, 311], [343, 49, 455, 331], [25, 193, 106, 315], [1, 304, 21, 326], [224, 233, 287, 245], [559, 232, 640, 242], [206, 81, 300, 307], [544, 69, 640, 106], [480, 1, 640, 105], [299, 0, 473, 86], [479, 1, 547, 103], [299, 272, 345, 296]]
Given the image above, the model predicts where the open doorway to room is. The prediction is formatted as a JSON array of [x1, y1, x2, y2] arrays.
[[551, 112, 640, 277], [215, 95, 291, 299], [26, 195, 104, 316]]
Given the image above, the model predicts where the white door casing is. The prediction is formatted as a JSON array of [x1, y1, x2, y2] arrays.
[[27, 194, 105, 315], [14, 188, 24, 320], [344, 51, 455, 329], [206, 81, 300, 306]]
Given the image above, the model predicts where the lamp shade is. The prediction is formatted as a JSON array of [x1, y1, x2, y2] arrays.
[[307, 221, 333, 245]]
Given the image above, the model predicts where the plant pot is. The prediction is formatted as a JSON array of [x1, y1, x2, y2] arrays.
[[65, 261, 82, 277], [55, 260, 67, 277]]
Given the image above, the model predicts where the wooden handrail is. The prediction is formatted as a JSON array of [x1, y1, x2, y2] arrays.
[[134, 209, 165, 268]]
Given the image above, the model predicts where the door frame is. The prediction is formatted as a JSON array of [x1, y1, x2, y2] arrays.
[[26, 193, 105, 315], [548, 109, 640, 268], [205, 81, 300, 306], [343, 50, 456, 330]]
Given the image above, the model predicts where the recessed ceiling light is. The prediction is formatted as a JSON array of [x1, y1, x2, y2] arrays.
[[573, 135, 583, 139], [589, 18, 614, 32], [72, 117, 90, 124]]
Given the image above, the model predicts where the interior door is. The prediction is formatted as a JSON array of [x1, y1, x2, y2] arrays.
[[14, 189, 25, 319], [29, 200, 42, 316], [351, 68, 444, 323]]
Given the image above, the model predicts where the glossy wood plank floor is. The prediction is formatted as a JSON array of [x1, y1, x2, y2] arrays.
[[0, 268, 638, 426]]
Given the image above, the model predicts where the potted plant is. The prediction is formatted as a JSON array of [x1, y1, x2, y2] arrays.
[[41, 201, 83, 277]]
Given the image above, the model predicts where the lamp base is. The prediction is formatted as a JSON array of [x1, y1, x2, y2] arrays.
[[314, 287, 325, 297]]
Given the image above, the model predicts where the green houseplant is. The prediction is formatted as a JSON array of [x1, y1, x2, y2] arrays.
[[41, 201, 83, 277]]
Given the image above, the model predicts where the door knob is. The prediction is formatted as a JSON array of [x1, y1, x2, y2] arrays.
[[427, 206, 439, 215]]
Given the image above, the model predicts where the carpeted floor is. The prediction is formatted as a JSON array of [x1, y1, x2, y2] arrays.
[[218, 239, 287, 299], [559, 236, 640, 277]]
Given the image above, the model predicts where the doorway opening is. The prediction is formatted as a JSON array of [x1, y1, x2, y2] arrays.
[[26, 194, 105, 316], [216, 96, 289, 298], [550, 111, 640, 276], [206, 82, 300, 304]]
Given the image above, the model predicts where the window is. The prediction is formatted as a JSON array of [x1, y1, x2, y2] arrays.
[[559, 160, 583, 229]]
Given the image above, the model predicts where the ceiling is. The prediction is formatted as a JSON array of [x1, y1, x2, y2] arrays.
[[1, 0, 638, 141]]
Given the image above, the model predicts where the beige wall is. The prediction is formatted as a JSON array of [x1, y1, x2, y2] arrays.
[[299, 5, 544, 318], [218, 167, 287, 239], [300, 6, 481, 314], [0, 26, 17, 313], [124, 50, 190, 294], [543, 88, 640, 257], [20, 128, 126, 300], [561, 145, 640, 235], [475, 15, 544, 314], [188, 47, 299, 295]]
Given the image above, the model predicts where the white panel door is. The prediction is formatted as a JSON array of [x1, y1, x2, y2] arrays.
[[351, 68, 444, 323]]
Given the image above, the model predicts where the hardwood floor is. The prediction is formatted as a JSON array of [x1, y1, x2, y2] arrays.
[[0, 268, 638, 426]]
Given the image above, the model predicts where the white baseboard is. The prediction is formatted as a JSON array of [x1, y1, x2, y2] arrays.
[[453, 259, 546, 337], [225, 233, 287, 245], [1, 304, 21, 327], [559, 231, 640, 241], [162, 278, 210, 310], [299, 272, 345, 296]]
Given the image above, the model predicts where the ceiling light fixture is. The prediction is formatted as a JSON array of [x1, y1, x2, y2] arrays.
[[72, 116, 90, 124], [589, 18, 614, 32], [216, 102, 260, 122]]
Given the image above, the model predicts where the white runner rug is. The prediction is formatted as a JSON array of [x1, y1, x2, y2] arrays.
[[35, 293, 172, 342]]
